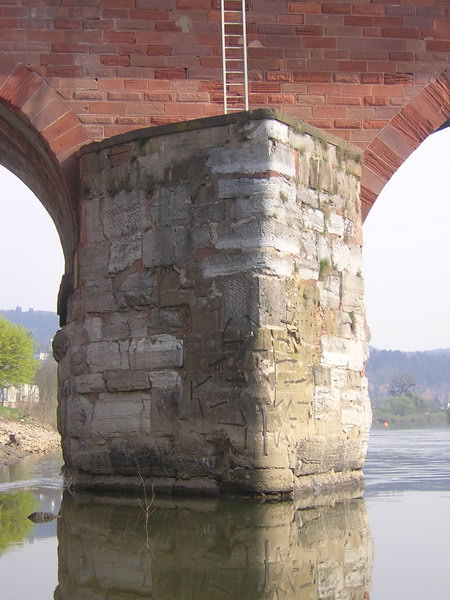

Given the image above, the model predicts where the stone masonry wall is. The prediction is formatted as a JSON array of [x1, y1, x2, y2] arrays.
[[54, 109, 371, 497]]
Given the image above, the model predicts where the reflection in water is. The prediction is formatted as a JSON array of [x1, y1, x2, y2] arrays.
[[0, 491, 37, 555], [56, 494, 372, 600]]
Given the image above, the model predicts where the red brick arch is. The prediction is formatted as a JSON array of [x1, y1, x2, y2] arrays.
[[0, 51, 92, 190], [0, 51, 93, 320], [361, 68, 450, 220]]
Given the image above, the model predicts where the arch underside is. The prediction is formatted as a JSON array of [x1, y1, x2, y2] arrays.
[[361, 69, 450, 220]]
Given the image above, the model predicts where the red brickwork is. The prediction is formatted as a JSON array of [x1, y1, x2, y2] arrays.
[[0, 0, 449, 215]]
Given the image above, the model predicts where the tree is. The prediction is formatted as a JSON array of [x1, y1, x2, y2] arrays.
[[389, 373, 416, 398], [0, 317, 39, 388], [33, 357, 58, 428]]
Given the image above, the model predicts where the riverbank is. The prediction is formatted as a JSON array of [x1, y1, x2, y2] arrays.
[[0, 417, 60, 465]]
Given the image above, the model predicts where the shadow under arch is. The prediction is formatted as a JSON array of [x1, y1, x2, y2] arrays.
[[0, 52, 92, 323], [361, 68, 450, 221]]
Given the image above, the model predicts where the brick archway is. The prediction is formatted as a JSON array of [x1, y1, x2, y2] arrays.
[[361, 68, 450, 220], [0, 52, 93, 320]]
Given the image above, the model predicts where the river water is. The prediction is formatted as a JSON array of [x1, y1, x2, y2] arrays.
[[1, 427, 449, 599]]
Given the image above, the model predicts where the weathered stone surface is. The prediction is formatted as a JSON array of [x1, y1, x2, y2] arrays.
[[129, 335, 183, 370], [59, 112, 370, 497]]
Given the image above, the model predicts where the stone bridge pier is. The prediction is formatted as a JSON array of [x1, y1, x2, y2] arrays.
[[55, 109, 371, 497]]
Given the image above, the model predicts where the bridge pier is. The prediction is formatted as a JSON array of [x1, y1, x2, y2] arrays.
[[55, 109, 371, 497]]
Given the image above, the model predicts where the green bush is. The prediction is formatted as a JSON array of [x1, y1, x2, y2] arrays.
[[0, 406, 23, 421]]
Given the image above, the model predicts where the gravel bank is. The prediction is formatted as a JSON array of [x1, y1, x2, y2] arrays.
[[0, 417, 61, 465]]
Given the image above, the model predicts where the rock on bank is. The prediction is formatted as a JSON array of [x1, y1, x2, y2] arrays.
[[0, 417, 60, 465]]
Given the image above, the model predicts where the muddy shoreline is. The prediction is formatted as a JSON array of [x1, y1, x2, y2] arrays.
[[0, 417, 61, 465]]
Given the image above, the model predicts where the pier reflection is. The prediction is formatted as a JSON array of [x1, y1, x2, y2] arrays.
[[55, 492, 372, 599]]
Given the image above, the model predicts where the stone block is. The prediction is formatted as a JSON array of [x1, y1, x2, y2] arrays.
[[318, 275, 340, 310], [108, 233, 141, 274], [149, 369, 181, 390], [73, 374, 105, 394], [320, 336, 365, 372], [84, 317, 103, 342], [86, 341, 124, 372], [207, 140, 295, 178], [103, 190, 144, 239], [328, 213, 345, 236], [201, 250, 293, 279], [66, 395, 94, 438], [314, 386, 340, 421], [92, 391, 151, 435], [80, 243, 109, 280], [84, 279, 116, 313], [150, 183, 191, 227], [114, 270, 155, 308], [104, 369, 150, 391], [129, 334, 183, 370]]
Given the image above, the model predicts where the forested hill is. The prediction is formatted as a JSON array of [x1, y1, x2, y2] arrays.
[[0, 307, 58, 352], [1, 307, 449, 406], [367, 347, 450, 405]]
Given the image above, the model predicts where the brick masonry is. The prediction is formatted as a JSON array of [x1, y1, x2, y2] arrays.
[[0, 1, 450, 218], [54, 111, 372, 497]]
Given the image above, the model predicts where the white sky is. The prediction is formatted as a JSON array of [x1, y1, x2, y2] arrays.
[[363, 126, 450, 351], [0, 166, 64, 313], [0, 127, 449, 351]]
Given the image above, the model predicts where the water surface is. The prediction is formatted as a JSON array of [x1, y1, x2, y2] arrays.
[[1, 427, 449, 598]]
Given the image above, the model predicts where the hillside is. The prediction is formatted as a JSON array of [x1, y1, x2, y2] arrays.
[[1, 307, 449, 408], [0, 308, 58, 353], [367, 347, 450, 407]]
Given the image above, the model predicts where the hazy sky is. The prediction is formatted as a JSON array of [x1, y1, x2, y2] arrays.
[[0, 127, 449, 351]]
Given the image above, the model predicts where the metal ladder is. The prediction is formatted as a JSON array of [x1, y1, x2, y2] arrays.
[[220, 0, 249, 114]]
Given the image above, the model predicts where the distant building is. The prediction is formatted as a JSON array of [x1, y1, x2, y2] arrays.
[[0, 383, 39, 408]]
